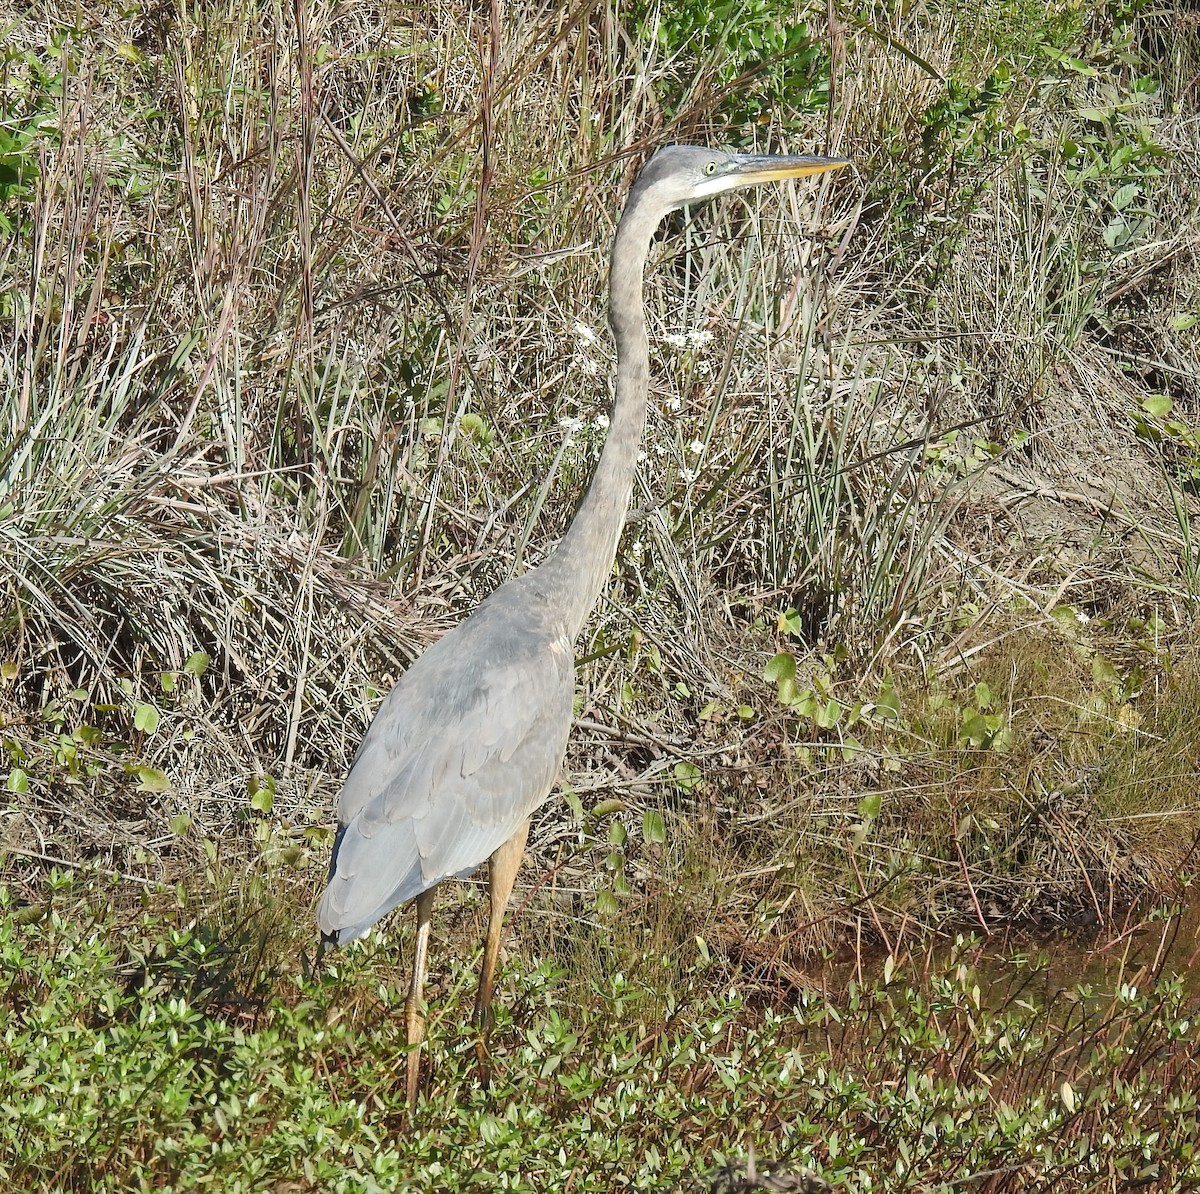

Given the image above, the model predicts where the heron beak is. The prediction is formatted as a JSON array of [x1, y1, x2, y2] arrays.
[[729, 154, 850, 186]]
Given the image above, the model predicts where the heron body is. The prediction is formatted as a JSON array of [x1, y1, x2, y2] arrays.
[[317, 145, 849, 1106], [318, 571, 574, 942]]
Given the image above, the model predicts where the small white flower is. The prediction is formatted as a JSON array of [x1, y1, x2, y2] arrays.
[[637, 450, 647, 462], [663, 332, 688, 349], [665, 397, 682, 412], [688, 329, 714, 348], [573, 319, 597, 344], [681, 467, 697, 482], [654, 442, 668, 456], [688, 439, 704, 455], [1077, 610, 1090, 624], [630, 540, 644, 557], [579, 358, 600, 376], [558, 416, 583, 432], [594, 413, 610, 429]]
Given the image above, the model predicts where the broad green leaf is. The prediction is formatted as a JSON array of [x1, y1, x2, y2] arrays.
[[1142, 393, 1173, 419], [1110, 183, 1140, 211], [818, 698, 842, 728], [858, 792, 882, 820], [777, 609, 804, 636], [183, 651, 210, 676], [136, 767, 170, 793], [642, 810, 666, 844], [875, 682, 901, 720], [763, 652, 797, 683], [134, 704, 159, 733]]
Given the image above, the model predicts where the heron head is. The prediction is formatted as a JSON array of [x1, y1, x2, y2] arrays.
[[635, 145, 849, 213]]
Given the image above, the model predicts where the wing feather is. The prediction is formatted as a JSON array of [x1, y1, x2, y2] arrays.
[[317, 588, 574, 942]]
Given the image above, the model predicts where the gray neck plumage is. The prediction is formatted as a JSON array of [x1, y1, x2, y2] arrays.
[[533, 189, 657, 636]]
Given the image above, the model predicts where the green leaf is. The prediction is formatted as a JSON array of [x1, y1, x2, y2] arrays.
[[1103, 216, 1131, 250], [247, 773, 277, 815], [673, 761, 702, 792], [1110, 183, 1140, 211], [590, 798, 625, 819], [1142, 393, 1173, 420], [858, 792, 882, 820], [763, 652, 797, 683], [183, 651, 210, 676], [1050, 605, 1084, 631], [170, 814, 192, 836], [136, 767, 170, 793], [960, 714, 991, 746], [134, 703, 159, 733], [608, 820, 627, 848], [642, 810, 666, 844], [875, 681, 901, 720], [817, 698, 842, 728], [564, 789, 584, 824], [6, 767, 28, 794], [595, 890, 619, 916], [778, 609, 804, 636]]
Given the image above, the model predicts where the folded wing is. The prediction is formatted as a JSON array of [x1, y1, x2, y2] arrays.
[[317, 595, 574, 942]]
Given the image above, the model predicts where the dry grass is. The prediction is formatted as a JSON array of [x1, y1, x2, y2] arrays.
[[1, 0, 1199, 993]]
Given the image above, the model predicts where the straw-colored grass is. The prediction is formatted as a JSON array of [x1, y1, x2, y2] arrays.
[[1, 0, 1199, 988]]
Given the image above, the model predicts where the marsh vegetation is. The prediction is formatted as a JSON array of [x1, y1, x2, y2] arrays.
[[2, 0, 1199, 1187]]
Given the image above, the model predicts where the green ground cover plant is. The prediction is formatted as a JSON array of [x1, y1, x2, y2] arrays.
[[2, 880, 1199, 1191], [2, 0, 1200, 1184]]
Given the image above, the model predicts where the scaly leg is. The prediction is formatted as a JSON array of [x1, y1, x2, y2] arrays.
[[474, 819, 531, 1069], [404, 887, 436, 1109]]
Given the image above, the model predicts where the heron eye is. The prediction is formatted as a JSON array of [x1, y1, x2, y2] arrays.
[[704, 161, 717, 175]]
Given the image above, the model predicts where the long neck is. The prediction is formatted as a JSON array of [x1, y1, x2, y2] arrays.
[[536, 192, 659, 635]]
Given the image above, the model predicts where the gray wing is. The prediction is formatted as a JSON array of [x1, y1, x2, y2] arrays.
[[317, 593, 575, 943]]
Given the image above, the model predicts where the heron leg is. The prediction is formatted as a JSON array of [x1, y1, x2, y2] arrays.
[[404, 887, 436, 1109], [474, 818, 531, 1065]]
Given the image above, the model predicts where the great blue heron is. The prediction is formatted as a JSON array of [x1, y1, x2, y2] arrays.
[[317, 145, 849, 1105]]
